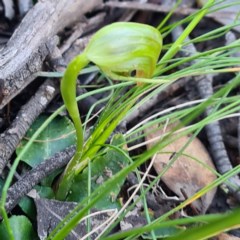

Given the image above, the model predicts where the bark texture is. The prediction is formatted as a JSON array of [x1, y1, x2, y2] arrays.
[[0, 78, 58, 174], [5, 146, 75, 214], [0, 0, 101, 109]]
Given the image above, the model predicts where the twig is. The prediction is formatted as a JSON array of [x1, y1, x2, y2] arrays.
[[60, 13, 106, 55], [0, 78, 58, 174], [0, 44, 67, 174], [105, 1, 237, 21], [0, 0, 101, 109], [105, 1, 196, 15], [4, 146, 75, 214], [17, 0, 33, 17]]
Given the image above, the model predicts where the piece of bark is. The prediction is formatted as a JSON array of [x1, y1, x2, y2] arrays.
[[105, 1, 196, 15], [60, 12, 106, 55], [105, 1, 236, 22], [61, 12, 105, 63], [17, 0, 33, 17], [0, 43, 67, 174], [63, 35, 93, 64], [35, 199, 114, 240], [0, 0, 101, 109], [0, 78, 58, 174], [2, 0, 15, 19]]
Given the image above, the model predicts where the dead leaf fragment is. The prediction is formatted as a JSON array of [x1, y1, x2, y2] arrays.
[[145, 122, 217, 214], [216, 233, 240, 240], [35, 198, 115, 240]]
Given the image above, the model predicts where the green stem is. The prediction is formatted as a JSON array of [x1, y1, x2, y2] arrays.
[[167, 207, 240, 240], [56, 53, 89, 200]]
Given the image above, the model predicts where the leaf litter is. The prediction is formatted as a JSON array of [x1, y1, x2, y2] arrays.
[[145, 121, 217, 214]]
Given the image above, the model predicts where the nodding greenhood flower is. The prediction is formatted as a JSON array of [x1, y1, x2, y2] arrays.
[[57, 22, 162, 199], [84, 22, 162, 78]]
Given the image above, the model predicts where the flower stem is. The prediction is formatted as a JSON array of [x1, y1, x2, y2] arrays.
[[57, 53, 89, 199]]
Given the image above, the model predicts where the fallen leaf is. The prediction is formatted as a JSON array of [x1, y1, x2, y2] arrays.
[[145, 122, 217, 214], [17, 115, 76, 168], [35, 198, 115, 240], [216, 233, 240, 240]]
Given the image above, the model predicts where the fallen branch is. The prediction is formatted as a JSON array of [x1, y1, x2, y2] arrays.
[[0, 78, 58, 174], [105, 1, 237, 22], [0, 0, 101, 109], [0, 43, 69, 174], [4, 146, 75, 214]]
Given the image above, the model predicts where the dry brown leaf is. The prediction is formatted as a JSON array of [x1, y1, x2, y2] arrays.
[[216, 233, 240, 240], [145, 122, 217, 213]]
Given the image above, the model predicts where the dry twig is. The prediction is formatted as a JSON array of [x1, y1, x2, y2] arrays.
[[0, 0, 101, 109]]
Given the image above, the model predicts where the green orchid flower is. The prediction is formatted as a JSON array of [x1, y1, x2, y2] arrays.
[[57, 22, 162, 199]]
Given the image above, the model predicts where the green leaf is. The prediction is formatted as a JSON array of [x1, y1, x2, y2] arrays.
[[0, 215, 37, 240], [67, 134, 129, 209], [16, 115, 76, 167], [36, 185, 55, 199], [19, 196, 36, 220]]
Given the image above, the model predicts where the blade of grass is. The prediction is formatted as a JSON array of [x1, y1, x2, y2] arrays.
[[0, 81, 133, 237], [155, 0, 215, 75]]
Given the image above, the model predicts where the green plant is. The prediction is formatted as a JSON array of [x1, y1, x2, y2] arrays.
[[2, 0, 240, 239], [57, 22, 162, 199]]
